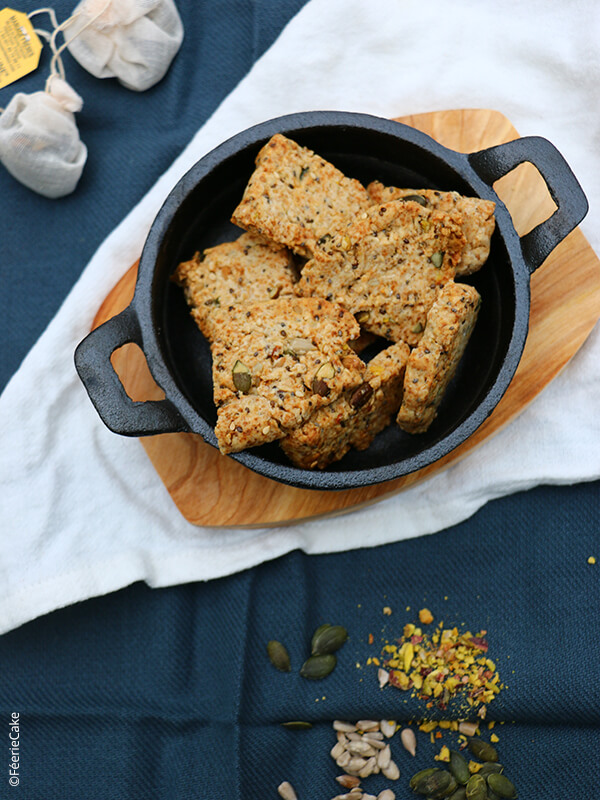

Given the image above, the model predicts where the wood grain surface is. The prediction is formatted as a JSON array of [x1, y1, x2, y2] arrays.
[[93, 109, 600, 527]]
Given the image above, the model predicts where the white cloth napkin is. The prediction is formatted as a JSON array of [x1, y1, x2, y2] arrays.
[[1, 0, 599, 635]]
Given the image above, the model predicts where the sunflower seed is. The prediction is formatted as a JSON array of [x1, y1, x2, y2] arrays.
[[377, 669, 390, 688], [362, 736, 386, 750], [337, 732, 349, 745], [382, 759, 400, 780], [334, 720, 357, 733], [356, 720, 379, 731], [358, 757, 377, 778], [377, 792, 396, 800], [377, 744, 391, 770], [336, 775, 361, 789], [336, 751, 351, 768], [400, 727, 417, 756], [364, 731, 384, 740], [331, 741, 346, 760], [347, 732, 363, 741], [458, 722, 478, 737], [348, 742, 377, 757], [362, 795, 378, 800], [347, 757, 368, 772], [277, 781, 297, 800], [380, 720, 396, 738]]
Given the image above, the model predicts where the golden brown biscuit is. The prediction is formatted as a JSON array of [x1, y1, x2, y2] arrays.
[[231, 133, 371, 257], [172, 232, 296, 340], [297, 200, 466, 346], [207, 296, 365, 453], [396, 281, 481, 434], [367, 182, 495, 276], [280, 341, 410, 469]]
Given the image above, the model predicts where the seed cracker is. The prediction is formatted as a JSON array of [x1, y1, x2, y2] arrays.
[[396, 281, 481, 434], [367, 182, 495, 276], [207, 296, 365, 453], [297, 199, 466, 346], [172, 232, 296, 340], [280, 341, 410, 469], [231, 133, 371, 258]]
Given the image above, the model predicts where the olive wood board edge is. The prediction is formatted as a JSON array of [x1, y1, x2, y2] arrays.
[[93, 109, 600, 527]]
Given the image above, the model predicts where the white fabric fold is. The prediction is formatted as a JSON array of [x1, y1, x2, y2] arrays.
[[1, 0, 599, 634]]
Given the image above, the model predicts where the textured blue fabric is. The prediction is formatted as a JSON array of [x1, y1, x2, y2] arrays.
[[0, 2, 598, 798], [0, 482, 598, 798]]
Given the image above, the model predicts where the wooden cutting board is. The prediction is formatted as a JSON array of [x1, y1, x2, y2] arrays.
[[94, 109, 600, 527]]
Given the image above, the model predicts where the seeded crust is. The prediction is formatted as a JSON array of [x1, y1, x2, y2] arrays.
[[207, 296, 365, 453], [367, 182, 495, 276], [396, 281, 481, 434], [231, 133, 371, 258], [296, 200, 466, 346], [280, 341, 410, 469], [172, 232, 297, 341]]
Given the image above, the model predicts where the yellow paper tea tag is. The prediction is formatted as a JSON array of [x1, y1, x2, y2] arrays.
[[0, 8, 43, 90]]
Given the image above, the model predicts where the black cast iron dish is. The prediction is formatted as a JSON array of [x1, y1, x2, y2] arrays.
[[74, 111, 588, 490]]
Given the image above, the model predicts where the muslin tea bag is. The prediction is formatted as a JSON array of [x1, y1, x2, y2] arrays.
[[0, 8, 88, 198], [65, 0, 184, 92]]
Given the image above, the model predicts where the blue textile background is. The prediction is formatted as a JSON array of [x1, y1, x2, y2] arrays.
[[0, 2, 598, 798]]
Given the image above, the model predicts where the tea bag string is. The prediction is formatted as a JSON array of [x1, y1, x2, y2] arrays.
[[27, 2, 111, 93]]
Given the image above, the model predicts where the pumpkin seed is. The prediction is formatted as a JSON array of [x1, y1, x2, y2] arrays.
[[486, 774, 517, 799], [311, 623, 331, 651], [232, 360, 251, 393], [267, 640, 291, 672], [448, 788, 467, 800], [410, 767, 441, 790], [300, 653, 336, 679], [449, 750, 470, 785], [355, 311, 370, 324], [413, 769, 455, 798], [402, 193, 429, 207], [478, 763, 503, 777], [467, 738, 498, 763], [487, 790, 502, 800], [350, 382, 374, 409], [311, 624, 348, 655], [411, 322, 424, 334], [430, 251, 444, 268], [281, 720, 312, 729], [465, 774, 487, 800]]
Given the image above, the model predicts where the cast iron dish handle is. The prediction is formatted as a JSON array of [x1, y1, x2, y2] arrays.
[[469, 136, 588, 274], [74, 306, 187, 436]]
